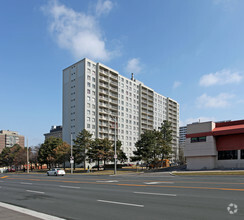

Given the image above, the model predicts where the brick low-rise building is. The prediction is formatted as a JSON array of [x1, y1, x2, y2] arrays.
[[0, 130, 25, 153]]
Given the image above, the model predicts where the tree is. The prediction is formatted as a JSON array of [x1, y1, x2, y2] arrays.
[[38, 137, 63, 169], [13, 147, 27, 170], [87, 138, 113, 170], [73, 129, 92, 169], [132, 121, 173, 168], [159, 120, 173, 160], [115, 140, 127, 163], [132, 130, 160, 164], [53, 142, 70, 169], [0, 144, 22, 167], [30, 146, 40, 169]]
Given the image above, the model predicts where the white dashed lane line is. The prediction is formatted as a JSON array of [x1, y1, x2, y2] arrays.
[[97, 200, 144, 207], [144, 182, 174, 185], [134, 191, 177, 197], [59, 185, 81, 189], [20, 182, 33, 185], [26, 190, 45, 194]]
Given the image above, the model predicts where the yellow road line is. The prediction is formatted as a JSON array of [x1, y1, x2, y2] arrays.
[[5, 177, 244, 192], [0, 176, 8, 179]]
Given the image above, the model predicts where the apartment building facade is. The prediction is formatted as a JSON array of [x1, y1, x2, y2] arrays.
[[63, 58, 179, 162], [0, 130, 25, 153]]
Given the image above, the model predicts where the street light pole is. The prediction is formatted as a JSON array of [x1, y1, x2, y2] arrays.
[[114, 117, 117, 175], [71, 133, 73, 174], [27, 138, 29, 174]]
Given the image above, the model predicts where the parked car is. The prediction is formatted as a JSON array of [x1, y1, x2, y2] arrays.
[[47, 168, 65, 176], [8, 168, 16, 172]]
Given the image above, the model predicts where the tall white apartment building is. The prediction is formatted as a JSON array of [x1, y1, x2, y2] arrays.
[[63, 58, 179, 162]]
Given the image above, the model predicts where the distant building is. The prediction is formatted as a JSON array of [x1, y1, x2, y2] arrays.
[[179, 126, 187, 148], [44, 126, 62, 140], [0, 130, 25, 153], [184, 120, 244, 170]]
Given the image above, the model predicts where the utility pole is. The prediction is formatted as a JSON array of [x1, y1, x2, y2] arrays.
[[27, 138, 29, 174]]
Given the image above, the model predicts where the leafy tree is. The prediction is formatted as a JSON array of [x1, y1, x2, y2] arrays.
[[53, 142, 70, 169], [87, 138, 114, 170], [0, 144, 22, 167], [13, 147, 27, 170], [38, 137, 63, 169], [73, 129, 92, 169], [115, 140, 127, 163]]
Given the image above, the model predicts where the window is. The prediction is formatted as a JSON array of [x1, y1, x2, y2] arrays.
[[218, 150, 238, 160], [241, 150, 244, 159], [191, 136, 206, 143]]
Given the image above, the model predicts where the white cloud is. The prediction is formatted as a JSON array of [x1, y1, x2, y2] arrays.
[[180, 116, 216, 126], [125, 58, 142, 75], [173, 81, 182, 89], [196, 93, 234, 108], [199, 69, 242, 87], [96, 0, 113, 16], [42, 0, 113, 61]]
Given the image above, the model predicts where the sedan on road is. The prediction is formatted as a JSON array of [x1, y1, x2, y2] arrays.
[[47, 168, 65, 176]]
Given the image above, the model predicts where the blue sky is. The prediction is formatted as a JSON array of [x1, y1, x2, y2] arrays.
[[1, 0, 244, 146]]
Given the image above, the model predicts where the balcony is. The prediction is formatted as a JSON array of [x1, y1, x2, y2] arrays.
[[109, 73, 118, 80], [109, 80, 118, 87], [109, 87, 118, 92], [99, 96, 109, 101], [109, 92, 118, 99]]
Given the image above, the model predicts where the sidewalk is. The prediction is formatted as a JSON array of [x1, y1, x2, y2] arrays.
[[0, 206, 41, 220], [0, 202, 65, 220]]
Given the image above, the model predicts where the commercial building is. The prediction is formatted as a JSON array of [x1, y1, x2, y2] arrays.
[[63, 58, 179, 162], [0, 130, 25, 153], [44, 126, 62, 140], [184, 120, 244, 170]]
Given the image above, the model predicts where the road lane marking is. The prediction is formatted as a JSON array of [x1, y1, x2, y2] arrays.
[[144, 182, 174, 185], [6, 177, 244, 192], [59, 185, 80, 189], [96, 180, 118, 183], [134, 192, 177, 197], [0, 202, 65, 220], [20, 182, 33, 185], [26, 190, 45, 194], [97, 200, 144, 207], [0, 176, 8, 179]]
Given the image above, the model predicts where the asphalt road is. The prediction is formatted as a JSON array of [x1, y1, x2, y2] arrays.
[[0, 172, 244, 220]]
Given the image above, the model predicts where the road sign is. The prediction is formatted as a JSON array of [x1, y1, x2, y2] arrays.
[[70, 156, 74, 160], [70, 160, 74, 164], [114, 154, 117, 159]]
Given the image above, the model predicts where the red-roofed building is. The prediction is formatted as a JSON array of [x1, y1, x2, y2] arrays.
[[184, 120, 244, 170]]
